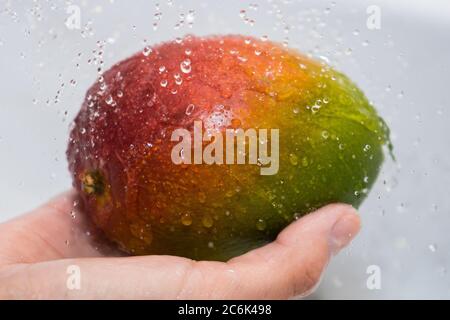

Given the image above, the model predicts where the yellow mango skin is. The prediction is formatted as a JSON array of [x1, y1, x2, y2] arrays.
[[67, 35, 391, 261]]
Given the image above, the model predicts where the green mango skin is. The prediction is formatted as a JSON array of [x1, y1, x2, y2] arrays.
[[67, 35, 391, 261]]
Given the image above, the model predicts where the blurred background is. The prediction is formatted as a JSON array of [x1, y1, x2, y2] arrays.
[[0, 0, 449, 299]]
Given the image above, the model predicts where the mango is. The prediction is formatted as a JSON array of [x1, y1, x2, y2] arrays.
[[67, 35, 391, 261]]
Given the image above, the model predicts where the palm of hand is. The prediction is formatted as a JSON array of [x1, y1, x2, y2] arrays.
[[0, 190, 359, 299]]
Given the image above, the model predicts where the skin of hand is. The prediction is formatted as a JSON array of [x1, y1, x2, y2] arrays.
[[0, 190, 360, 299]]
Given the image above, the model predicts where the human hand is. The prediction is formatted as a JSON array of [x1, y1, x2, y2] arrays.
[[0, 190, 360, 299]]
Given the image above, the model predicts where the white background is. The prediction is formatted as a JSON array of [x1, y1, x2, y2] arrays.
[[0, 0, 449, 299]]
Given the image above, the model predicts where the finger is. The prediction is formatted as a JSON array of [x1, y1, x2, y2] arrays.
[[0, 255, 194, 299], [0, 204, 359, 299], [178, 203, 360, 299]]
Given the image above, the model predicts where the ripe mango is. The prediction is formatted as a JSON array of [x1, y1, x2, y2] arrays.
[[67, 35, 391, 261]]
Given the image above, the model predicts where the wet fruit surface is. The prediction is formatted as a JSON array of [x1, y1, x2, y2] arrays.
[[67, 35, 391, 261]]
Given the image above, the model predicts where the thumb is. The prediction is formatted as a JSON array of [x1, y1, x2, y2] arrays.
[[214, 203, 361, 299], [277, 203, 361, 256]]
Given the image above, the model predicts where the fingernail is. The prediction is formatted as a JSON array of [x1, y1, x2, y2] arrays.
[[330, 213, 360, 255]]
